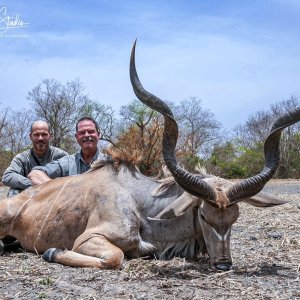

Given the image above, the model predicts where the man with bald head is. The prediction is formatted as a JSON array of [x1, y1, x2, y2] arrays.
[[2, 120, 68, 197]]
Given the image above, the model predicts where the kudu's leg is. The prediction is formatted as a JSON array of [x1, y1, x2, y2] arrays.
[[42, 233, 124, 269]]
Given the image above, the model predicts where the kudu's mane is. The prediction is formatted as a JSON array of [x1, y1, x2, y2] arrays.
[[91, 148, 142, 172], [91, 149, 180, 197]]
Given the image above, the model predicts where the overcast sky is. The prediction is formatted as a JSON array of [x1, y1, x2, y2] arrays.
[[1, 0, 300, 131]]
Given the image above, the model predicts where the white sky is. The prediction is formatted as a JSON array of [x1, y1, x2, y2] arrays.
[[1, 0, 300, 131]]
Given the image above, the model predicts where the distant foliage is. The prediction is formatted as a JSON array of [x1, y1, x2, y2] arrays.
[[230, 96, 300, 178], [0, 79, 300, 180], [206, 142, 247, 178]]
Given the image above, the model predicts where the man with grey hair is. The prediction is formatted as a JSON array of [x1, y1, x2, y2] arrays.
[[2, 120, 68, 197]]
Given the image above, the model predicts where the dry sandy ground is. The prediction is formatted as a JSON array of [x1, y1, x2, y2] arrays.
[[0, 180, 299, 300]]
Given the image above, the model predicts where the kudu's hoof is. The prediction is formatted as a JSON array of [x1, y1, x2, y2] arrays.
[[215, 263, 232, 271], [42, 248, 62, 262]]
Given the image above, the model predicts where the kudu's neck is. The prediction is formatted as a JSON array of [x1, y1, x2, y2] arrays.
[[117, 166, 184, 215]]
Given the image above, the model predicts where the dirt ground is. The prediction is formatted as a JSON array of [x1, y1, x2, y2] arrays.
[[0, 180, 299, 300]]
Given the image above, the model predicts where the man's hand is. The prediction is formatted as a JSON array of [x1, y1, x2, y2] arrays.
[[28, 170, 51, 186]]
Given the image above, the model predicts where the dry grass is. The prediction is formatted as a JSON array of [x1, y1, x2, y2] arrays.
[[0, 180, 299, 299]]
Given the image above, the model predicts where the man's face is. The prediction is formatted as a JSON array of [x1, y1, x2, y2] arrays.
[[75, 120, 100, 153], [30, 122, 51, 155]]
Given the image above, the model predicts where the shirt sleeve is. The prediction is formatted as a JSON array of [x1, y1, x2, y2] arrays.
[[2, 156, 32, 190], [32, 155, 71, 178]]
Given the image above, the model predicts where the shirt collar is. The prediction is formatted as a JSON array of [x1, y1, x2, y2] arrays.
[[31, 146, 51, 159], [79, 148, 99, 165]]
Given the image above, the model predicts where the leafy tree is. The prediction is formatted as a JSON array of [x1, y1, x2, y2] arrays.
[[233, 96, 300, 178], [0, 106, 11, 176], [174, 97, 222, 171], [27, 78, 89, 151], [207, 141, 247, 178], [117, 100, 164, 175], [116, 98, 222, 175], [270, 96, 300, 177], [79, 100, 118, 147], [1, 109, 34, 158], [0, 108, 34, 176], [0, 106, 9, 149]]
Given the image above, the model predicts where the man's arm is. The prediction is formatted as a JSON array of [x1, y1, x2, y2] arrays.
[[2, 156, 32, 190], [29, 155, 71, 186], [28, 170, 52, 186]]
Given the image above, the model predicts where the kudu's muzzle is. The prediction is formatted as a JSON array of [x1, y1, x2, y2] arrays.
[[198, 209, 233, 272]]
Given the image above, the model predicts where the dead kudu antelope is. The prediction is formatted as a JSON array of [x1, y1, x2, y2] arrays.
[[0, 44, 299, 272]]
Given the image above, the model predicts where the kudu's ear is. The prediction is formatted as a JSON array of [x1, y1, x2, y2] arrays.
[[153, 193, 199, 219], [243, 191, 290, 207]]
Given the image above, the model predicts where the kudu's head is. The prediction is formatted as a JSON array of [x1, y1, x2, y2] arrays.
[[129, 40, 300, 271]]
